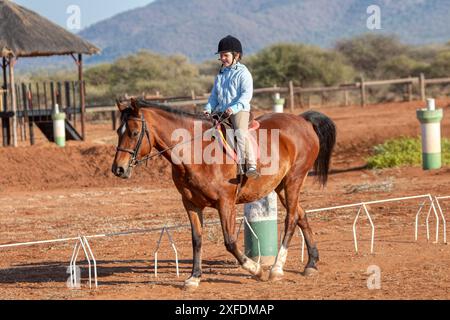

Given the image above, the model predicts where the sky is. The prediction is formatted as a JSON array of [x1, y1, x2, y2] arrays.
[[13, 0, 155, 31]]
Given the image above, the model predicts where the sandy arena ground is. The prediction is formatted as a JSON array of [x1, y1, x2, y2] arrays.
[[0, 100, 449, 300]]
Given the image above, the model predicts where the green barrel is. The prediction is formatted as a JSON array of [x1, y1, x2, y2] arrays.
[[416, 99, 443, 170], [52, 104, 66, 147], [244, 191, 278, 266]]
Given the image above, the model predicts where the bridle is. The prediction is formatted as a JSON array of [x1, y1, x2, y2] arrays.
[[115, 107, 232, 170], [116, 113, 152, 168]]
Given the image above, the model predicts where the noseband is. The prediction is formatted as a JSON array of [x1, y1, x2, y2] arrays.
[[116, 113, 151, 168]]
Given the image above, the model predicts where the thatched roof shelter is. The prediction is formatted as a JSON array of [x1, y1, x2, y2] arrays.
[[0, 0, 100, 146], [0, 0, 99, 57]]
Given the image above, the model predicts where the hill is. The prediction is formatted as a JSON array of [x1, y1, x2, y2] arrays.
[[79, 0, 450, 64]]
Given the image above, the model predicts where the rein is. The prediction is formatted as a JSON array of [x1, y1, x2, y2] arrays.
[[116, 110, 231, 168]]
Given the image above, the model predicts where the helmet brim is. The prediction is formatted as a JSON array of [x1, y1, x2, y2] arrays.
[[215, 50, 241, 55]]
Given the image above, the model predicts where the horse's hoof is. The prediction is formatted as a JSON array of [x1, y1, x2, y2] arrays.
[[303, 267, 318, 277], [243, 260, 262, 278], [268, 268, 284, 282], [253, 264, 263, 279], [183, 277, 200, 291]]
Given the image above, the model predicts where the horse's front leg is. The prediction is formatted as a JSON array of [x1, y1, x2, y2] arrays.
[[182, 198, 204, 290], [218, 200, 263, 279]]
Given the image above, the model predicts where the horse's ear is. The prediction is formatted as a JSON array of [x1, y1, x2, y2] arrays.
[[130, 98, 140, 111], [116, 99, 128, 112]]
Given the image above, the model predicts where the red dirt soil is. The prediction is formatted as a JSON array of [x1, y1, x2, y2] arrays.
[[0, 100, 449, 300]]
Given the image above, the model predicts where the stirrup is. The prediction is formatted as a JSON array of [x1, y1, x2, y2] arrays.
[[245, 166, 260, 179]]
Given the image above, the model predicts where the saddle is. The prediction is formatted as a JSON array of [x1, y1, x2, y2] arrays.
[[210, 112, 260, 164]]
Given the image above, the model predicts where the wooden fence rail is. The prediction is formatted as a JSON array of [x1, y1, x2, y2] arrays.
[[253, 73, 450, 108], [87, 73, 450, 130], [2, 73, 450, 146]]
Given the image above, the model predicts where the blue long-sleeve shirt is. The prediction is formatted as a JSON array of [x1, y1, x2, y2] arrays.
[[204, 62, 253, 115]]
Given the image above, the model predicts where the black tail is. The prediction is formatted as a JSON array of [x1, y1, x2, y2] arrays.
[[301, 110, 336, 187]]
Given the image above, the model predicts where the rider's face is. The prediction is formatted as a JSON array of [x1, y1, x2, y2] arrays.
[[219, 52, 237, 67]]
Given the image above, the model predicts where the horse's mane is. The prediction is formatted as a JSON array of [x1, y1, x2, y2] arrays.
[[135, 98, 209, 121]]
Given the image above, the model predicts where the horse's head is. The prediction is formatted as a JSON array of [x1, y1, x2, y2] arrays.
[[111, 98, 153, 179]]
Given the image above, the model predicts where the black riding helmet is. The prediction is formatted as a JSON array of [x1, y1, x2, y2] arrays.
[[216, 35, 243, 54]]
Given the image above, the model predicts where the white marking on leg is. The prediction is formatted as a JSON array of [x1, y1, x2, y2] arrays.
[[242, 258, 259, 274], [272, 245, 288, 273], [184, 276, 200, 288]]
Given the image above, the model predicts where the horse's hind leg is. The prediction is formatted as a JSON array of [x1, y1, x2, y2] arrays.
[[297, 204, 319, 276], [269, 176, 302, 281], [182, 198, 204, 290], [275, 179, 319, 277], [217, 200, 262, 279]]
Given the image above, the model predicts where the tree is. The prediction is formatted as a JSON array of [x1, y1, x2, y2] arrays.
[[378, 55, 428, 78], [246, 43, 355, 88], [335, 34, 407, 78], [428, 50, 450, 78], [84, 50, 212, 101]]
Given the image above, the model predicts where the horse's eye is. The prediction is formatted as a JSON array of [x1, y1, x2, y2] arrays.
[[132, 131, 139, 137]]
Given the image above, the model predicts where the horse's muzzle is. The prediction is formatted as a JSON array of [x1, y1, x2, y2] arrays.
[[112, 163, 131, 179]]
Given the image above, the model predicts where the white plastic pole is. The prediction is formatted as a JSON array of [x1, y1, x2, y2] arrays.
[[77, 236, 92, 289], [299, 228, 305, 263], [427, 194, 440, 243], [415, 201, 426, 241], [352, 206, 363, 253], [434, 197, 447, 244], [83, 236, 98, 288]]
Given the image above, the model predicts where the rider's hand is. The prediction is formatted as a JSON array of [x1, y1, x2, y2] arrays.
[[225, 108, 233, 116]]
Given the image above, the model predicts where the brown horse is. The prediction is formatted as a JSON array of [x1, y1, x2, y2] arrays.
[[112, 98, 336, 289]]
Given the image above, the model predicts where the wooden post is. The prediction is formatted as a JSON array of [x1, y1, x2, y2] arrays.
[[360, 75, 366, 107], [43, 82, 49, 121], [21, 83, 29, 142], [72, 81, 77, 129], [24, 84, 35, 145], [50, 82, 56, 109], [78, 54, 86, 140], [403, 84, 408, 102], [16, 84, 24, 142], [112, 111, 117, 131], [65, 81, 71, 120], [36, 83, 41, 121], [289, 80, 294, 112], [1, 57, 6, 108], [407, 80, 413, 102], [36, 83, 41, 108], [20, 84, 26, 141], [2, 56, 9, 146], [344, 90, 349, 106], [9, 57, 18, 147], [419, 73, 426, 101], [57, 81, 62, 107]]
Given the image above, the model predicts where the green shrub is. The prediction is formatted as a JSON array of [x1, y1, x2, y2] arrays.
[[246, 43, 356, 88], [367, 137, 450, 169], [335, 34, 407, 78]]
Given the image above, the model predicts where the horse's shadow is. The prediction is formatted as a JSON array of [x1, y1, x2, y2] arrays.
[[0, 258, 244, 286]]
